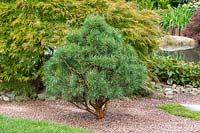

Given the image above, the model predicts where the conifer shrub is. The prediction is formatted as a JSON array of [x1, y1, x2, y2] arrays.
[[44, 15, 146, 119], [182, 7, 200, 42]]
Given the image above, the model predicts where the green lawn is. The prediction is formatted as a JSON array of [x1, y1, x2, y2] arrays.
[[158, 103, 200, 120], [0, 115, 90, 133]]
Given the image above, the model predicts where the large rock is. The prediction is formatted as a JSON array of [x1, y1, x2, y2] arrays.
[[37, 93, 46, 100], [159, 35, 200, 62], [159, 35, 198, 51], [15, 96, 30, 102], [1, 95, 10, 102], [6, 93, 15, 101]]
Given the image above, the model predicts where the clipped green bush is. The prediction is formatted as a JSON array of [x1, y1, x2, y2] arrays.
[[149, 55, 200, 87], [44, 15, 146, 119], [0, 0, 161, 91]]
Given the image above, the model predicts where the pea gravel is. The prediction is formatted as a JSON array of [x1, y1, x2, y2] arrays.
[[0, 94, 200, 133]]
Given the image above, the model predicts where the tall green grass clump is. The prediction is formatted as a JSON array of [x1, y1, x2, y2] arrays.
[[160, 4, 197, 35]]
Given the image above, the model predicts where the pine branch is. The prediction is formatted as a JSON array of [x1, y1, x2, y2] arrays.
[[70, 101, 96, 116]]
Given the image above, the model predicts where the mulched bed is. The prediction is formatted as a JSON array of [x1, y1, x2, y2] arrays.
[[0, 94, 200, 133]]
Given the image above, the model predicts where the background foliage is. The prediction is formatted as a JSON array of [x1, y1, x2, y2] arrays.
[[170, 0, 191, 7], [128, 0, 192, 10], [0, 0, 68, 90], [149, 55, 200, 87], [127, 0, 172, 9], [0, 0, 162, 91], [159, 4, 197, 35], [0, 81, 36, 98]]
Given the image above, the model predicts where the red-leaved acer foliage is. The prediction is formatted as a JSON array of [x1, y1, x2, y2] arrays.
[[183, 8, 200, 42]]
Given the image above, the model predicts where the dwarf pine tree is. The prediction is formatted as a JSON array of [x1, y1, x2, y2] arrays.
[[44, 15, 146, 119]]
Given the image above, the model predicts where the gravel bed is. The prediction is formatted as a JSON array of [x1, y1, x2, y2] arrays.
[[0, 94, 200, 133]]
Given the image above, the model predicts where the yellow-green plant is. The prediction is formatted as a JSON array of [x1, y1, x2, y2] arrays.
[[0, 0, 162, 90], [129, 0, 171, 9]]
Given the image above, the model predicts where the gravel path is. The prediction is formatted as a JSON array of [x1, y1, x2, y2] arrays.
[[0, 94, 200, 133]]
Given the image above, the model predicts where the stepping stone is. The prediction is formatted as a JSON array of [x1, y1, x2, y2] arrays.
[[181, 104, 200, 112]]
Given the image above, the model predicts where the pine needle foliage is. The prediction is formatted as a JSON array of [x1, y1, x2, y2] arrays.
[[44, 15, 146, 119]]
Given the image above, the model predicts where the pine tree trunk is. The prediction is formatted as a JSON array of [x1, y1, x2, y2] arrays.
[[94, 101, 108, 119], [95, 108, 106, 119]]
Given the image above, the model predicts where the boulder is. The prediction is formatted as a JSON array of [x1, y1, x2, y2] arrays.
[[15, 96, 30, 102], [2, 95, 10, 102], [159, 35, 198, 51], [165, 92, 173, 99], [47, 96, 56, 101], [154, 83, 162, 90], [190, 88, 200, 96], [172, 84, 177, 90], [176, 85, 184, 93], [37, 93, 46, 100], [164, 88, 172, 92], [159, 35, 200, 62], [6, 93, 15, 101], [185, 85, 193, 94]]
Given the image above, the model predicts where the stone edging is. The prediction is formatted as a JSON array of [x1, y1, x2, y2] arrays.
[[152, 82, 200, 99]]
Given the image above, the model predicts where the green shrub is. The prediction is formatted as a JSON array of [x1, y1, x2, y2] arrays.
[[159, 4, 197, 35], [44, 15, 146, 119], [156, 51, 186, 61], [0, 0, 161, 92], [149, 55, 200, 87], [135, 0, 157, 9], [128, 0, 171, 9], [0, 0, 68, 89], [0, 81, 36, 97]]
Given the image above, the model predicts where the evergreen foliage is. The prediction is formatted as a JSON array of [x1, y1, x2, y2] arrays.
[[0, 81, 36, 98], [44, 15, 146, 119], [0, 0, 160, 90], [182, 7, 200, 42]]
